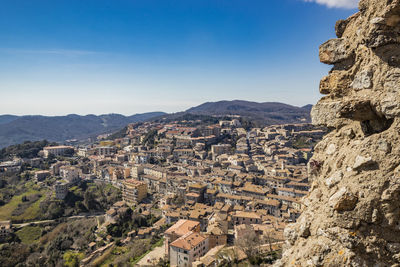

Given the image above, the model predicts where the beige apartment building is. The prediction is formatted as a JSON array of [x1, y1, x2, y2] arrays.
[[122, 179, 147, 204], [43, 145, 74, 158]]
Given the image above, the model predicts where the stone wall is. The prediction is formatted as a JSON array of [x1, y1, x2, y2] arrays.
[[276, 0, 400, 266]]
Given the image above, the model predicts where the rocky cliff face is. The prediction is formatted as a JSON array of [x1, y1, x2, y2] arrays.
[[276, 0, 400, 266]]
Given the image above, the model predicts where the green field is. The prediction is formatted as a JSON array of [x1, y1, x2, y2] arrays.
[[0, 188, 48, 221], [63, 251, 85, 267], [15, 225, 42, 244], [100, 246, 128, 266]]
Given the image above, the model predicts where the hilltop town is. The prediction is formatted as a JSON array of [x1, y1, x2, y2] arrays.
[[0, 116, 325, 266]]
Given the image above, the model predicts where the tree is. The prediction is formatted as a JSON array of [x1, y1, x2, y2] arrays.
[[47, 202, 64, 219], [157, 257, 170, 267], [234, 226, 261, 262], [83, 191, 96, 210], [142, 129, 158, 146], [63, 251, 85, 267]]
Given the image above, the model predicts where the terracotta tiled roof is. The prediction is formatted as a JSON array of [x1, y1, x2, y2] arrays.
[[165, 219, 200, 236], [170, 231, 206, 250]]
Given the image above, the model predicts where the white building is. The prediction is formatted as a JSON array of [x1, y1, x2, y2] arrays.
[[59, 166, 80, 184]]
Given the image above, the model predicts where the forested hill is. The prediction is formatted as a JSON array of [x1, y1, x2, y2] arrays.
[[185, 100, 312, 125], [0, 112, 165, 148]]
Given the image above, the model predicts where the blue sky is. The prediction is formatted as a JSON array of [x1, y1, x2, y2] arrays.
[[0, 0, 357, 115]]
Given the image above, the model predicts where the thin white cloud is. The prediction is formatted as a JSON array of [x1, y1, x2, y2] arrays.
[[304, 0, 358, 8]]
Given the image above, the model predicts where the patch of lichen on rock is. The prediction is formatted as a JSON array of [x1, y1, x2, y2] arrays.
[[276, 0, 400, 266]]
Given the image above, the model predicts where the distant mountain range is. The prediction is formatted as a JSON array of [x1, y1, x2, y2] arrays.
[[0, 100, 312, 148], [0, 112, 165, 148], [149, 100, 311, 129], [185, 100, 311, 124]]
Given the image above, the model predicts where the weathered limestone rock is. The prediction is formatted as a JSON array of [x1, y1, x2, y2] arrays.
[[339, 99, 377, 121], [353, 155, 373, 170], [310, 101, 344, 127], [319, 38, 353, 64], [325, 170, 343, 188], [333, 190, 358, 212], [319, 71, 351, 95], [351, 69, 372, 90], [276, 0, 400, 266], [326, 143, 336, 155]]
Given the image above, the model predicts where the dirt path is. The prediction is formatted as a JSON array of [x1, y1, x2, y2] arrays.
[[14, 213, 105, 228]]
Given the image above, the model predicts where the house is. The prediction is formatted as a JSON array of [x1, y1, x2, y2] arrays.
[[143, 164, 167, 179], [211, 144, 231, 161], [206, 220, 228, 249], [188, 183, 207, 203], [276, 187, 308, 198], [34, 170, 51, 181], [267, 194, 298, 208], [54, 182, 68, 200], [173, 149, 195, 159], [0, 160, 21, 173], [255, 199, 281, 217], [50, 161, 67, 176], [192, 245, 225, 267], [141, 174, 162, 193], [97, 146, 116, 156], [59, 166, 81, 184], [137, 227, 153, 238], [237, 183, 268, 199], [232, 211, 262, 225], [185, 192, 201, 205], [131, 165, 144, 178], [204, 189, 218, 205], [105, 208, 117, 223], [170, 231, 209, 267], [164, 219, 201, 256], [165, 211, 181, 224]]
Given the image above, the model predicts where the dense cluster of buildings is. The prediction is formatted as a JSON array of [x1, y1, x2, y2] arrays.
[[81, 119, 322, 266], [0, 116, 325, 266]]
